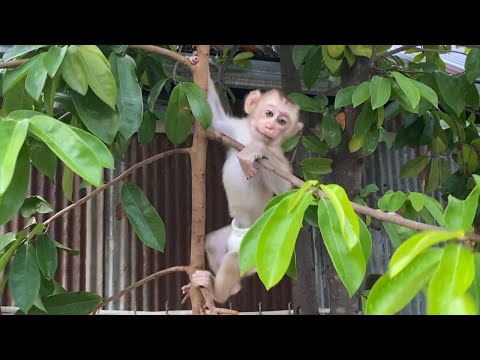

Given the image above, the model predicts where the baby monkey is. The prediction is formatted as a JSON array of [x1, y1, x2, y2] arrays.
[[183, 54, 302, 303]]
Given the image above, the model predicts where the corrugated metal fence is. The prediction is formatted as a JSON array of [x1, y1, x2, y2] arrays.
[[1, 134, 292, 313]]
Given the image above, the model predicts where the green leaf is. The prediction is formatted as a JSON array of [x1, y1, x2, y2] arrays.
[[382, 222, 417, 248], [43, 46, 67, 78], [349, 101, 375, 152], [62, 165, 74, 202], [321, 46, 343, 75], [60, 46, 88, 95], [322, 113, 342, 148], [300, 158, 333, 175], [264, 190, 297, 211], [409, 192, 424, 212], [147, 78, 168, 113], [286, 251, 297, 279], [165, 84, 192, 145], [2, 45, 47, 61], [29, 115, 103, 187], [44, 74, 61, 116], [352, 82, 371, 108], [20, 196, 53, 218], [379, 128, 394, 148], [434, 72, 465, 117], [139, 111, 157, 144], [288, 181, 317, 212], [428, 243, 476, 315], [42, 292, 102, 315], [303, 204, 319, 228], [384, 101, 401, 121], [314, 94, 329, 110], [389, 191, 408, 212], [421, 194, 445, 226], [334, 85, 357, 109], [412, 80, 438, 108], [399, 156, 430, 179], [0, 119, 29, 195], [109, 53, 143, 140], [77, 45, 117, 109], [0, 232, 16, 252], [52, 239, 80, 256], [358, 216, 372, 262], [36, 234, 58, 280], [317, 200, 366, 296], [360, 184, 379, 198], [282, 135, 300, 152], [344, 46, 356, 67], [0, 145, 29, 225], [425, 157, 449, 194], [28, 223, 46, 240], [370, 76, 391, 110], [110, 45, 128, 54], [464, 78, 480, 109], [302, 135, 329, 154], [391, 72, 420, 109], [10, 243, 41, 313], [327, 45, 345, 59], [377, 190, 394, 211], [465, 48, 480, 83], [389, 230, 464, 277], [256, 191, 313, 289], [320, 184, 359, 249], [120, 182, 166, 252], [2, 55, 39, 95], [443, 184, 480, 233], [233, 51, 254, 61], [72, 89, 120, 145], [292, 45, 313, 68], [365, 248, 444, 315], [239, 205, 278, 275], [303, 46, 323, 89], [362, 128, 380, 156], [25, 54, 48, 101], [182, 82, 212, 129], [68, 126, 114, 170], [348, 45, 373, 58], [288, 93, 324, 113], [468, 253, 480, 310]]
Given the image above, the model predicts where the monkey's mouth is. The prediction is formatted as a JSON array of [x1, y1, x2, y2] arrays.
[[256, 128, 273, 142]]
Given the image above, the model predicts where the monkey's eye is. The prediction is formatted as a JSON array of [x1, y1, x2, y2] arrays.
[[266, 110, 274, 117], [278, 118, 287, 125]]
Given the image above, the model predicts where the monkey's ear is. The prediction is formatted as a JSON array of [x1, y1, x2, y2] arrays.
[[244, 90, 262, 114], [297, 121, 304, 131]]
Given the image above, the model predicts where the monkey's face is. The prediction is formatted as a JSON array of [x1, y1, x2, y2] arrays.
[[249, 91, 302, 146]]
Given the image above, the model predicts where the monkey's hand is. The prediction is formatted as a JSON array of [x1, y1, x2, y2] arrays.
[[237, 142, 265, 180]]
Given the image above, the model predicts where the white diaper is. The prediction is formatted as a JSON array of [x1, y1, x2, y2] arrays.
[[227, 218, 250, 253]]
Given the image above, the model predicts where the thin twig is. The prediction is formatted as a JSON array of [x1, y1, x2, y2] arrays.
[[44, 148, 190, 226], [207, 130, 480, 243], [374, 45, 417, 61], [92, 266, 189, 314], [128, 45, 195, 72], [0, 59, 27, 69]]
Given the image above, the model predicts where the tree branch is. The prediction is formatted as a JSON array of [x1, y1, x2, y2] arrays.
[[0, 59, 27, 69], [92, 266, 189, 314], [44, 148, 190, 226], [128, 45, 195, 72], [207, 130, 480, 243], [374, 45, 417, 61], [188, 45, 210, 315]]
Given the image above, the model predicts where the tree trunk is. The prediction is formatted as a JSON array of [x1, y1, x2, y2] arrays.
[[324, 57, 370, 315], [279, 45, 319, 315]]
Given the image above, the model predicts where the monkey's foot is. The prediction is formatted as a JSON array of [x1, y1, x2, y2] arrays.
[[186, 50, 199, 65], [192, 270, 215, 293]]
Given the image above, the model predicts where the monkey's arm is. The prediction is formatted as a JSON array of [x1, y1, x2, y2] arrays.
[[261, 151, 293, 195], [207, 77, 237, 137]]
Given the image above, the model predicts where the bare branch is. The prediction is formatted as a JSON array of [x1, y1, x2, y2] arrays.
[[0, 59, 27, 69], [92, 266, 189, 314], [207, 130, 480, 243], [128, 45, 195, 72], [44, 148, 190, 226]]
